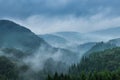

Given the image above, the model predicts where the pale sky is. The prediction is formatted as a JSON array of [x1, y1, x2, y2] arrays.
[[0, 0, 120, 34]]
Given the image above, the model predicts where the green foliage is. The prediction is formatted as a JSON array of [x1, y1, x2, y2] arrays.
[[47, 69, 120, 80], [2, 48, 27, 59], [0, 56, 19, 80], [70, 47, 120, 74], [47, 47, 120, 80], [86, 42, 116, 56]]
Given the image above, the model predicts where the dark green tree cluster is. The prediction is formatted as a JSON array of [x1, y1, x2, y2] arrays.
[[47, 69, 120, 80], [69, 47, 120, 74], [0, 56, 19, 80], [47, 73, 70, 80], [47, 47, 120, 80]]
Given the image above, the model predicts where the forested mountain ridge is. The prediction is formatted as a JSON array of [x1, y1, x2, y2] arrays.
[[0, 20, 48, 53], [48, 47, 120, 80], [1, 20, 120, 80], [85, 42, 116, 56], [70, 47, 120, 74], [0, 20, 80, 80]]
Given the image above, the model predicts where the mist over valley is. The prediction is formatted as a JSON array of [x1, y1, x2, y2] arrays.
[[1, 0, 120, 80]]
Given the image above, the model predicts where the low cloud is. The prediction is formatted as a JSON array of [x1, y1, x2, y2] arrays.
[[4, 10, 120, 34], [1, 0, 120, 34]]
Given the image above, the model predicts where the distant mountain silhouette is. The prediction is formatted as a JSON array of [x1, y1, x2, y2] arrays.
[[0, 20, 79, 65], [39, 34, 69, 48], [0, 20, 48, 53], [90, 27, 120, 37]]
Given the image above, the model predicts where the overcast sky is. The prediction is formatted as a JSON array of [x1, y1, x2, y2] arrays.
[[1, 0, 120, 34]]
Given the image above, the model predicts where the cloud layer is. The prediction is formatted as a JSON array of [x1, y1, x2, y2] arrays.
[[7, 13, 120, 34], [0, 0, 120, 18], [0, 0, 120, 34]]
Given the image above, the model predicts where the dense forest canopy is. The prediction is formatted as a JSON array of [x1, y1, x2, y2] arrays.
[[48, 47, 120, 80]]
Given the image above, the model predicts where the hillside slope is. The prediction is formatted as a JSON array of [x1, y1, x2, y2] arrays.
[[70, 47, 120, 74], [0, 20, 48, 53]]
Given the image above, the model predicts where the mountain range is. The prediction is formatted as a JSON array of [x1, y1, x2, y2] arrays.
[[90, 27, 120, 37], [40, 26, 120, 48], [0, 20, 79, 66], [39, 34, 69, 48], [0, 20, 48, 53], [1, 19, 120, 80]]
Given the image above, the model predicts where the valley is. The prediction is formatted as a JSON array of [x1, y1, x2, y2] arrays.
[[0, 20, 120, 80]]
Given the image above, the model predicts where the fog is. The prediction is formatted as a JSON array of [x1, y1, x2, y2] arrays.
[[24, 46, 63, 71]]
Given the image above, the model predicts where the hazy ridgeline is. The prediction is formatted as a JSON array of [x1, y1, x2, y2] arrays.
[[0, 20, 120, 80], [1, 0, 120, 80]]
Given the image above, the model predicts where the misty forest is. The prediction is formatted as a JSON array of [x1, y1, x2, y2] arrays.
[[1, 0, 120, 80]]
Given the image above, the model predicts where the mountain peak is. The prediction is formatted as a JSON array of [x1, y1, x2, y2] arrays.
[[0, 20, 19, 27], [0, 19, 15, 23], [0, 19, 31, 33], [0, 20, 45, 52]]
